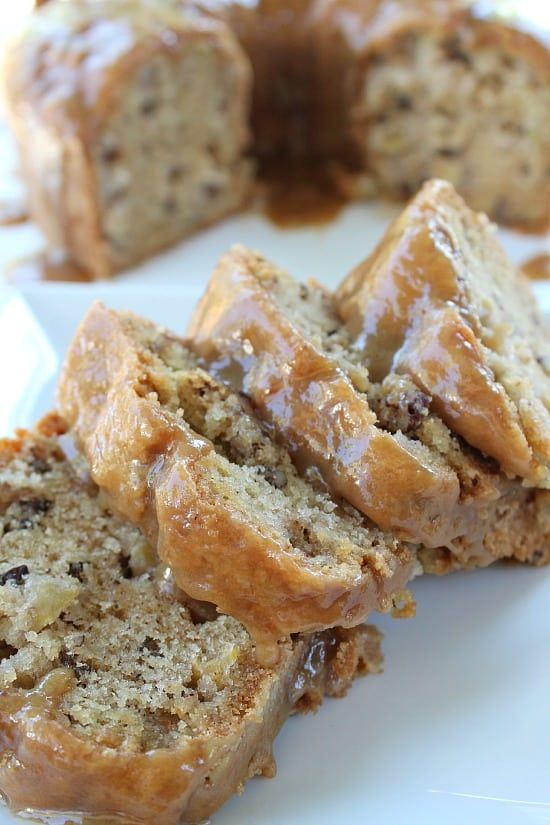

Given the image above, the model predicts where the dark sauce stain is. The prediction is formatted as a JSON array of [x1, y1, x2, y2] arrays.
[[0, 198, 29, 226], [522, 253, 550, 281], [259, 160, 349, 228], [5, 251, 92, 284]]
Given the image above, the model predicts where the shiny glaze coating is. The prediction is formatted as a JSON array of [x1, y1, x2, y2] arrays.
[[394, 305, 532, 477], [187, 245, 475, 549], [0, 629, 380, 824], [3, 0, 251, 278], [200, 0, 549, 171], [335, 179, 550, 483], [0, 423, 381, 823]]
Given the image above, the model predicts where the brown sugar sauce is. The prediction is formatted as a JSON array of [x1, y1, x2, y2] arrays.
[[259, 160, 349, 228], [5, 252, 92, 285], [522, 253, 550, 280], [0, 199, 29, 227]]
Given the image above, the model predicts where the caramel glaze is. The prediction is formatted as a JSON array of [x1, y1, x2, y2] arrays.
[[5, 251, 92, 285], [335, 179, 542, 481], [186, 245, 497, 552], [207, 0, 550, 232], [259, 159, 349, 228], [213, 1, 550, 167], [335, 196, 466, 380], [395, 305, 532, 478], [522, 253, 550, 281], [0, 199, 29, 227], [57, 303, 411, 665], [0, 627, 375, 824]]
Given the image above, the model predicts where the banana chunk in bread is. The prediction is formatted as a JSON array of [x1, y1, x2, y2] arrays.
[[0, 423, 381, 825], [335, 179, 550, 486], [3, 0, 252, 279], [57, 303, 412, 661], [187, 244, 550, 571]]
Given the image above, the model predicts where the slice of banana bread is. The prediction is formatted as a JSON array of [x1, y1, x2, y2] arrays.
[[57, 303, 412, 662], [335, 179, 550, 487], [0, 421, 381, 825], [187, 245, 550, 572]]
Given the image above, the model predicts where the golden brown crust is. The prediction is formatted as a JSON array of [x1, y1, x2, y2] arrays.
[[4, 2, 243, 139], [187, 243, 550, 570], [394, 306, 532, 477], [3, 0, 548, 280], [57, 303, 411, 660]]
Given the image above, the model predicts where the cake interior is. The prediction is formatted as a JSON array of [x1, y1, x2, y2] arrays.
[[0, 434, 272, 752], [92, 43, 251, 271], [360, 28, 549, 226]]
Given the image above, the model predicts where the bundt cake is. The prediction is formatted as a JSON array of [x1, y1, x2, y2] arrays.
[[57, 302, 413, 662], [0, 419, 381, 824], [3, 0, 549, 278], [335, 178, 550, 487], [187, 242, 550, 573]]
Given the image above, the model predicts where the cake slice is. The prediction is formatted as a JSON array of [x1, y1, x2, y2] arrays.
[[0, 420, 380, 825], [187, 245, 550, 571], [335, 179, 550, 487], [3, 0, 252, 279], [57, 303, 412, 662]]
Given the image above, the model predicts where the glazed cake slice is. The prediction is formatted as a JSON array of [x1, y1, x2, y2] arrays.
[[187, 245, 550, 572], [335, 179, 550, 487], [0, 422, 381, 825], [3, 0, 252, 279], [57, 303, 412, 661]]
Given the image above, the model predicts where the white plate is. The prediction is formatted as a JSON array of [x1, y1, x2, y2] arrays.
[[0, 208, 549, 825]]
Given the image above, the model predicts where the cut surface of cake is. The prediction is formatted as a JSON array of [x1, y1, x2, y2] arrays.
[[57, 303, 413, 661], [0, 421, 381, 824], [187, 244, 550, 572], [312, 0, 550, 229], [3, 0, 548, 278], [335, 179, 550, 487], [3, 0, 252, 279]]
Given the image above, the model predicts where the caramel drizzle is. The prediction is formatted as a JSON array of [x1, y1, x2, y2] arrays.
[[5, 252, 92, 284], [522, 253, 550, 281]]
